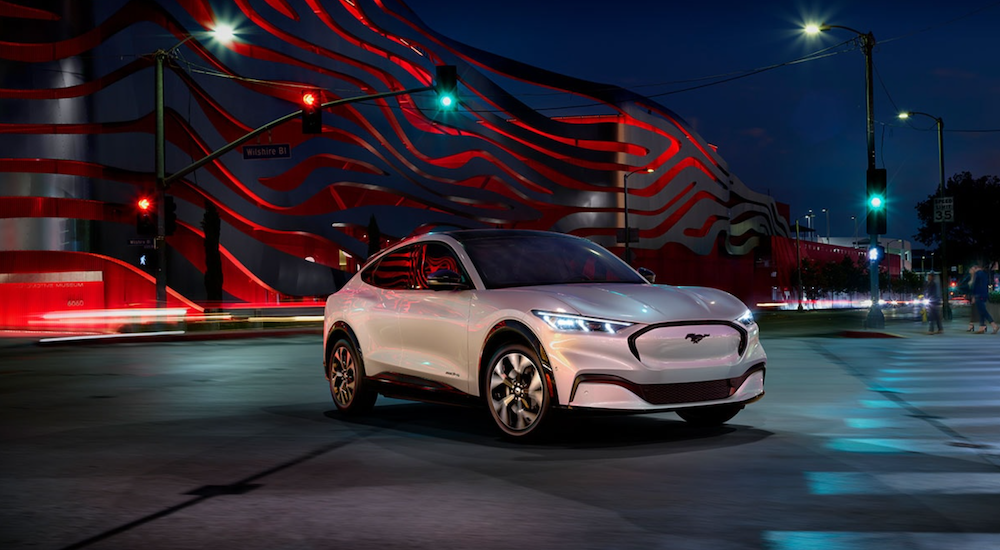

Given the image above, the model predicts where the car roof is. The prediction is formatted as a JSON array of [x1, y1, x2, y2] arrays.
[[437, 229, 578, 244], [362, 229, 579, 269]]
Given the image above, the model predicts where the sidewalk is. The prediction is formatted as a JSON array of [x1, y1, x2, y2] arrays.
[[755, 304, 989, 339]]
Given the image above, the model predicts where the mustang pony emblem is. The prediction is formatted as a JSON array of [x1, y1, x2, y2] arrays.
[[685, 333, 709, 343]]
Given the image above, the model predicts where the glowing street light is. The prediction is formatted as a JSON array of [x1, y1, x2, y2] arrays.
[[211, 23, 236, 45]]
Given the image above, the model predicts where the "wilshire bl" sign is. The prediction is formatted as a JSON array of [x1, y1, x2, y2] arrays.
[[242, 144, 291, 160]]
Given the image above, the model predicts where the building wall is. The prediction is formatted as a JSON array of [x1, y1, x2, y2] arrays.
[[0, 0, 789, 319]]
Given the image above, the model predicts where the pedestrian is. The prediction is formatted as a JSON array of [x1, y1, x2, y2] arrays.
[[969, 264, 999, 334], [958, 270, 979, 331], [924, 272, 943, 334]]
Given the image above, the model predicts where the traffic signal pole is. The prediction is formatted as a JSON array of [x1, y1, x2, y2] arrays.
[[152, 73, 440, 308], [155, 51, 167, 310], [162, 85, 434, 188], [862, 32, 884, 329]]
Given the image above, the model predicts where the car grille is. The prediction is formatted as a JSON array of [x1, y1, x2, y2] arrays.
[[639, 379, 733, 405]]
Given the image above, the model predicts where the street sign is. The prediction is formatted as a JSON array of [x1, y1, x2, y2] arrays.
[[934, 196, 954, 223], [615, 228, 639, 243], [242, 144, 291, 160], [128, 238, 154, 248]]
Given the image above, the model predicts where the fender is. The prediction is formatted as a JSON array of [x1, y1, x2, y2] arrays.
[[324, 321, 361, 379], [480, 319, 559, 403]]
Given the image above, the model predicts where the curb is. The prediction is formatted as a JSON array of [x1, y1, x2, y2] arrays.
[[838, 330, 905, 339]]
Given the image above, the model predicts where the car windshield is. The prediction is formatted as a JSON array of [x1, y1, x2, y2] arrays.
[[461, 233, 646, 289]]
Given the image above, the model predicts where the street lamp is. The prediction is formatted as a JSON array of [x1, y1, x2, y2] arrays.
[[796, 220, 802, 310], [822, 208, 830, 243], [850, 215, 858, 247], [805, 22, 883, 328], [152, 25, 235, 309], [898, 110, 951, 320], [622, 167, 653, 265]]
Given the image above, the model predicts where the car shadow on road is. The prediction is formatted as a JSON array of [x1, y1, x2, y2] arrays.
[[321, 400, 773, 456]]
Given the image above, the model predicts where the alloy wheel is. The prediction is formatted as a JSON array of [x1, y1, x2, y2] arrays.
[[489, 351, 546, 432]]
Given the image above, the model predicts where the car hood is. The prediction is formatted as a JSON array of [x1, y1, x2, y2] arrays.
[[510, 283, 748, 324]]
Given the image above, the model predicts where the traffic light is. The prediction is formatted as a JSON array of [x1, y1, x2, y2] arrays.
[[866, 168, 887, 235], [301, 90, 322, 134], [435, 65, 457, 109], [136, 197, 157, 235], [164, 196, 177, 236]]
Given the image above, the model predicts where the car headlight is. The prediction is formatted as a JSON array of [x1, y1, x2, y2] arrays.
[[532, 311, 633, 333], [737, 309, 755, 327]]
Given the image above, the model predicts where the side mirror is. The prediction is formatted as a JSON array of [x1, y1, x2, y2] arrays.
[[637, 267, 656, 284], [426, 269, 469, 290]]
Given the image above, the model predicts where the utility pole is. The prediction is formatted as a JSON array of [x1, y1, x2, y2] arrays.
[[862, 31, 884, 329], [154, 50, 167, 310]]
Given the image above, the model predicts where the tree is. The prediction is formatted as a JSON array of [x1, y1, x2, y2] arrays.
[[915, 171, 1000, 272]]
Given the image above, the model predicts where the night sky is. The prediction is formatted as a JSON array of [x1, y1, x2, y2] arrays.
[[406, 0, 1000, 245]]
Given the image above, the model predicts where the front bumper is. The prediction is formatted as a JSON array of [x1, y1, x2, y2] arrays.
[[567, 364, 765, 411], [537, 318, 767, 411]]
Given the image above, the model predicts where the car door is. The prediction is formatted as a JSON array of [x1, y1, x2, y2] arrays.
[[394, 241, 473, 392], [354, 245, 416, 376]]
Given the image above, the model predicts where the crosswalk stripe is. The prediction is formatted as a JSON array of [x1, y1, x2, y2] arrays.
[[825, 437, 990, 455], [877, 374, 1000, 382], [880, 366, 1000, 374], [861, 398, 1000, 408], [764, 532, 1000, 549], [805, 472, 1000, 494], [846, 417, 1000, 428]]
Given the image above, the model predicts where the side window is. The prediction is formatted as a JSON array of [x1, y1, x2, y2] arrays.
[[365, 246, 417, 290], [413, 242, 465, 289], [360, 259, 379, 286]]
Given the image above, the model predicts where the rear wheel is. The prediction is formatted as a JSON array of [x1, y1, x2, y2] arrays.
[[328, 337, 377, 414], [484, 343, 551, 439], [676, 404, 742, 427]]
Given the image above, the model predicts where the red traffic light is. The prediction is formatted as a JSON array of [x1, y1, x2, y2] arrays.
[[137, 198, 152, 211], [302, 91, 318, 107]]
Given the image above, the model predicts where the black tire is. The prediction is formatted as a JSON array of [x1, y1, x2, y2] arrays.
[[483, 343, 551, 439], [676, 404, 742, 427], [328, 337, 377, 414]]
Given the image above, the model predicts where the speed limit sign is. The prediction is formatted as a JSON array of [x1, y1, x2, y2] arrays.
[[934, 197, 954, 223]]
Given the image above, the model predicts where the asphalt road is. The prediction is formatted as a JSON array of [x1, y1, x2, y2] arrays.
[[1, 309, 999, 549]]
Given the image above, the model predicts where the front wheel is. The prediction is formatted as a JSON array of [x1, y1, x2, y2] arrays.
[[676, 404, 743, 427], [484, 343, 551, 439], [328, 337, 377, 414]]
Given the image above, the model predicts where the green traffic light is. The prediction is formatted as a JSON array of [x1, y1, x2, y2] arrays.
[[869, 196, 884, 209], [439, 94, 454, 108]]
